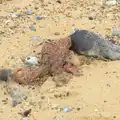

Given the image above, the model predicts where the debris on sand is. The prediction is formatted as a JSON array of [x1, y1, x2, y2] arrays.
[[26, 10, 33, 15], [36, 16, 41, 20], [23, 109, 31, 117], [29, 26, 36, 31], [31, 37, 40, 41], [23, 56, 38, 66], [11, 37, 81, 86], [6, 83, 28, 107]]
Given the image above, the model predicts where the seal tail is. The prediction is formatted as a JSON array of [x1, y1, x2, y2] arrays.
[[0, 69, 12, 82]]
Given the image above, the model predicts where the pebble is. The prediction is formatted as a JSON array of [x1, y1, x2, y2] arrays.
[[23, 117, 29, 120], [23, 109, 31, 117], [112, 29, 120, 36], [26, 10, 33, 15], [32, 37, 40, 41], [63, 107, 72, 112], [36, 16, 41, 20], [29, 26, 36, 31], [9, 13, 18, 18], [25, 56, 38, 65], [56, 118, 60, 120], [76, 107, 81, 111], [106, 84, 111, 87]]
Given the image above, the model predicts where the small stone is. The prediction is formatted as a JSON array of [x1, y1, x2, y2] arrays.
[[104, 100, 107, 103], [106, 84, 111, 87], [34, 6, 39, 10], [25, 56, 38, 65], [23, 109, 31, 117], [23, 117, 29, 120], [63, 107, 72, 112], [56, 118, 60, 120], [26, 10, 33, 15], [29, 26, 36, 31], [88, 12, 96, 20], [88, 16, 94, 20], [11, 56, 14, 59], [32, 37, 40, 40], [113, 116, 116, 118], [76, 107, 80, 111], [112, 29, 120, 36], [56, 0, 61, 3], [36, 16, 41, 20], [41, 96, 45, 99], [54, 32, 60, 35]]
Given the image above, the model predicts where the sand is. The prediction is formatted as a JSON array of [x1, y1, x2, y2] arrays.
[[0, 0, 120, 119]]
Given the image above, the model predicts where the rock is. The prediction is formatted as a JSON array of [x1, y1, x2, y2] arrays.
[[63, 107, 72, 112], [9, 13, 18, 18], [56, 0, 61, 3], [23, 109, 31, 117], [36, 16, 41, 20], [106, 84, 111, 87], [26, 10, 33, 15], [32, 37, 40, 41], [76, 107, 81, 111], [56, 118, 60, 120], [29, 26, 36, 31], [24, 56, 38, 66], [23, 117, 29, 120], [112, 29, 120, 36]]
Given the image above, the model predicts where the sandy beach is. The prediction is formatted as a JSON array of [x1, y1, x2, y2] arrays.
[[0, 0, 120, 120]]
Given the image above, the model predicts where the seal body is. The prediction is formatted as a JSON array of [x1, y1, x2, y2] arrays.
[[70, 30, 120, 60]]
